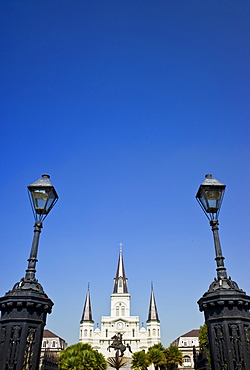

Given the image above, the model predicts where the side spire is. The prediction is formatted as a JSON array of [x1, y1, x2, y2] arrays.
[[113, 244, 128, 293], [80, 284, 94, 323], [147, 283, 160, 322]]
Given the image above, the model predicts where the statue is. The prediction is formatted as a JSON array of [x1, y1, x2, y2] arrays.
[[107, 332, 133, 357]]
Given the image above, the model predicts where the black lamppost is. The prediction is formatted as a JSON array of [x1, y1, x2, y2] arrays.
[[0, 174, 58, 370], [196, 174, 250, 370]]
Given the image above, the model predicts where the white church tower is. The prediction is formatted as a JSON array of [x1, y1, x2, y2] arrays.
[[79, 246, 161, 357]]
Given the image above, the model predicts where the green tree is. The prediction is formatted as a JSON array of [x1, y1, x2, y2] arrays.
[[58, 342, 107, 370], [146, 347, 166, 370], [164, 345, 183, 370], [131, 350, 149, 370], [199, 323, 211, 368]]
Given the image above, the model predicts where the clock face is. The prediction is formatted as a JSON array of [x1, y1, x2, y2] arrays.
[[116, 321, 124, 329]]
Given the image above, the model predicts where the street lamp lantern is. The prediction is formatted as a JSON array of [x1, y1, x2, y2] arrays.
[[196, 174, 250, 370], [196, 174, 226, 220], [28, 174, 58, 221]]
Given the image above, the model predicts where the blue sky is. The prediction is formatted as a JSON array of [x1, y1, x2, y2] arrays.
[[0, 0, 250, 347]]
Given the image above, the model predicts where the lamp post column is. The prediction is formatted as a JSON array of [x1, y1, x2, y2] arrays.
[[210, 219, 227, 280], [196, 174, 250, 370], [25, 221, 43, 281], [0, 174, 58, 370]]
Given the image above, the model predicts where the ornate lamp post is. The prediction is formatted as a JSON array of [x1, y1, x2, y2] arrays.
[[0, 174, 58, 370], [196, 174, 250, 369]]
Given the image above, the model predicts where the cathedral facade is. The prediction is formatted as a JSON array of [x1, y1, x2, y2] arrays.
[[79, 247, 161, 358]]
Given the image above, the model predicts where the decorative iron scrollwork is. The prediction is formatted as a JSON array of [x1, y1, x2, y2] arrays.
[[6, 325, 22, 368], [23, 327, 36, 369]]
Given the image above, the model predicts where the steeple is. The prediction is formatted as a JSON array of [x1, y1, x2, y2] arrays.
[[147, 284, 160, 322], [80, 285, 94, 323], [113, 244, 128, 293]]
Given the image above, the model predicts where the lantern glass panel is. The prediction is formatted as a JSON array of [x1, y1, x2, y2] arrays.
[[199, 187, 224, 213], [31, 190, 48, 214], [30, 188, 57, 214]]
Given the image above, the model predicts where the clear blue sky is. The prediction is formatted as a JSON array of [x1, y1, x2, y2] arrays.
[[0, 0, 250, 347]]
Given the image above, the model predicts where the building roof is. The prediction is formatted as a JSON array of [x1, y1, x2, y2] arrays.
[[181, 329, 200, 338], [43, 329, 65, 341], [171, 329, 200, 348]]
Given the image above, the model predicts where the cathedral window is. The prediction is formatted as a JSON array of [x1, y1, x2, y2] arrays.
[[148, 329, 150, 336], [90, 330, 92, 337], [153, 329, 156, 336], [121, 306, 125, 316], [116, 306, 119, 316], [84, 329, 87, 337], [132, 329, 135, 337]]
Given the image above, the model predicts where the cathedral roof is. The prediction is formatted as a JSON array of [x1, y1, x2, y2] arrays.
[[80, 287, 94, 323], [147, 286, 160, 322], [113, 245, 128, 294]]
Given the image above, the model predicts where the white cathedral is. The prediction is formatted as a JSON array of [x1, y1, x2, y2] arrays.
[[79, 246, 161, 358]]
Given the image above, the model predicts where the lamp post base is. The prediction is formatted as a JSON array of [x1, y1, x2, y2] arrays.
[[198, 277, 250, 369], [0, 280, 53, 370]]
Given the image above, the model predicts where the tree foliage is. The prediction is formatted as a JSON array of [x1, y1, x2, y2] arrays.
[[132, 343, 183, 370], [58, 342, 107, 370], [199, 323, 211, 368], [164, 345, 183, 370], [131, 350, 149, 370], [146, 346, 166, 370]]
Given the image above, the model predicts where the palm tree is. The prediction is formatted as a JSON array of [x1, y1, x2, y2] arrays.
[[106, 351, 128, 370], [58, 342, 107, 370], [131, 350, 149, 370], [146, 347, 166, 370], [164, 345, 183, 370], [149, 343, 166, 352]]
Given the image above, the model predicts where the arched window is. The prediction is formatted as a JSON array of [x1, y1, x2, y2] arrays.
[[153, 329, 156, 336], [132, 329, 135, 337], [106, 329, 108, 338], [90, 330, 92, 337], [148, 329, 150, 336], [84, 329, 87, 337], [42, 341, 47, 348], [121, 306, 125, 316], [183, 356, 191, 366], [116, 306, 119, 316]]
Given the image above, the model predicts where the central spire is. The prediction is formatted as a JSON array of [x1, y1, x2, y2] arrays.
[[113, 244, 128, 293]]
